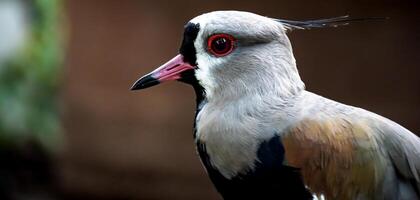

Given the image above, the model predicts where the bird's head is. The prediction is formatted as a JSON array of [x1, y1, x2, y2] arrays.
[[131, 11, 357, 101]]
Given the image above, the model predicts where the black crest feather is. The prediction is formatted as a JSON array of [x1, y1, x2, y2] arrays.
[[274, 15, 387, 30]]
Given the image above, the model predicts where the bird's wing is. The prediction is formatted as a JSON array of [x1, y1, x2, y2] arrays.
[[374, 116, 420, 196], [280, 111, 420, 199]]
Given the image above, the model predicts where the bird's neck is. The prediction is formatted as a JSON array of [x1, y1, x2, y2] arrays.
[[203, 83, 305, 112]]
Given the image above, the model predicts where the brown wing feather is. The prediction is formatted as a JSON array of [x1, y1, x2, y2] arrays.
[[281, 118, 388, 199]]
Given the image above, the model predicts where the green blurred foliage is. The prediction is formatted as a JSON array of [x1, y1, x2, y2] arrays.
[[0, 0, 63, 148]]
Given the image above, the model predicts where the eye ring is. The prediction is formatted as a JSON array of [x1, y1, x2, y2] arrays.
[[207, 34, 236, 57]]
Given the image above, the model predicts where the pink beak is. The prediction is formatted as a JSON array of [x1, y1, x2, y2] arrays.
[[131, 54, 195, 90]]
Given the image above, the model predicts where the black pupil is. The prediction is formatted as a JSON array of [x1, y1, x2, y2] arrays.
[[212, 37, 229, 53]]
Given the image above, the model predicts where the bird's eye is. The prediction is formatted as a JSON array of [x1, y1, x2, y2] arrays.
[[207, 34, 236, 57]]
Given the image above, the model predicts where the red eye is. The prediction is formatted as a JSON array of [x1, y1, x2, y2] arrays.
[[207, 34, 236, 57]]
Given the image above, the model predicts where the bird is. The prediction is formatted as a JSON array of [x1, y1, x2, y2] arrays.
[[131, 11, 420, 200]]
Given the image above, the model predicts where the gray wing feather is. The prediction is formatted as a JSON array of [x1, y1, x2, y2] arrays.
[[376, 118, 420, 198]]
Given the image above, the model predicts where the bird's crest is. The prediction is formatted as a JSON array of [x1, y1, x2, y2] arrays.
[[274, 15, 387, 30]]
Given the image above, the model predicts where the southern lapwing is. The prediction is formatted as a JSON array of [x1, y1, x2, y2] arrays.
[[131, 11, 420, 200]]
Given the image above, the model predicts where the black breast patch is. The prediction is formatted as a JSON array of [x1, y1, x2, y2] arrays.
[[196, 135, 313, 200]]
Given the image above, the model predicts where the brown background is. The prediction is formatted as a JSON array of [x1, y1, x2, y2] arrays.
[[60, 0, 419, 199]]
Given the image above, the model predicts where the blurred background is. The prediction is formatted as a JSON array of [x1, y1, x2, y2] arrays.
[[0, 0, 418, 199]]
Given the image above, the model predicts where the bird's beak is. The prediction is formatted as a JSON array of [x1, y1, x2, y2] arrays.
[[131, 54, 195, 90]]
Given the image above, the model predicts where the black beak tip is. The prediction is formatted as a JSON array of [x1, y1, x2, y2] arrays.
[[130, 75, 160, 91]]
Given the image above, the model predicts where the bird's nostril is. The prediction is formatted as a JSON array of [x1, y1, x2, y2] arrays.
[[166, 64, 180, 71]]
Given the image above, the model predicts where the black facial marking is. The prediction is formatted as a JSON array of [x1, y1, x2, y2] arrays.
[[178, 23, 206, 138], [179, 70, 205, 106], [179, 70, 206, 139], [179, 22, 200, 66], [196, 136, 313, 200]]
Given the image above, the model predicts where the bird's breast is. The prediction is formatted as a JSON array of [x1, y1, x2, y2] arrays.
[[193, 101, 311, 199], [196, 134, 312, 199], [195, 104, 278, 179], [195, 101, 296, 178]]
